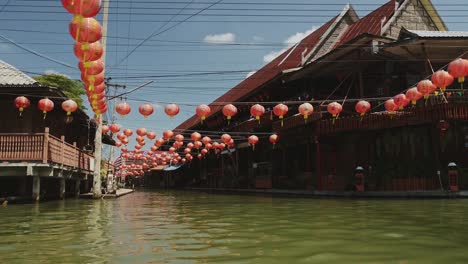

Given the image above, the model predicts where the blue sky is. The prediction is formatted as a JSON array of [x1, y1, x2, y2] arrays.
[[0, 0, 466, 154]]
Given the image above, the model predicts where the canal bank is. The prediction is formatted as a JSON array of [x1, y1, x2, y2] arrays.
[[185, 187, 468, 199]]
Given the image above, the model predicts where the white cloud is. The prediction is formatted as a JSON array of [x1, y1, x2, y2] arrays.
[[44, 70, 70, 78], [246, 71, 256, 78], [203, 33, 236, 44], [262, 26, 318, 64]]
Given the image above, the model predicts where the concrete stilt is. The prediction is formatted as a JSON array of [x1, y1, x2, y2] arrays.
[[59, 178, 65, 199], [32, 176, 40, 202], [75, 178, 81, 198]]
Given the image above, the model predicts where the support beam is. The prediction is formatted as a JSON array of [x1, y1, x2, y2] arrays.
[[32, 176, 40, 202], [75, 178, 81, 198], [59, 178, 65, 199]]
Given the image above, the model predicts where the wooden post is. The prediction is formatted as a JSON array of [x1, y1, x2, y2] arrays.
[[43, 127, 49, 163], [59, 178, 65, 199], [75, 178, 81, 198], [61, 135, 65, 165], [73, 142, 77, 168], [315, 136, 321, 190], [32, 176, 40, 202]]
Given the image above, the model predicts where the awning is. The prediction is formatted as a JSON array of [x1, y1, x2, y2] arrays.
[[163, 164, 183, 171]]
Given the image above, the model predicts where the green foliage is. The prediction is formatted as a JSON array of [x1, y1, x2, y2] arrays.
[[34, 74, 87, 110]]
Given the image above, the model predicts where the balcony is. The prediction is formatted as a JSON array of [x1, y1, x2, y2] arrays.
[[0, 127, 94, 172]]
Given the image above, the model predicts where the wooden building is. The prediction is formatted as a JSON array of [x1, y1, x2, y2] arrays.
[[0, 59, 113, 202], [175, 0, 468, 193]]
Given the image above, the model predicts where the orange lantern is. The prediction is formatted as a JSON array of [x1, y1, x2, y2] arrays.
[[222, 104, 237, 124], [405, 88, 423, 105], [69, 16, 102, 43], [135, 144, 142, 150], [384, 99, 398, 113], [79, 59, 104, 75], [269, 134, 279, 148], [14, 96, 30, 116], [175, 134, 184, 142], [138, 103, 154, 118], [136, 128, 147, 137], [164, 103, 179, 118], [115, 102, 131, 117], [250, 104, 265, 123], [393, 94, 408, 110], [38, 98, 54, 119], [191, 132, 201, 142], [123, 128, 133, 137], [62, 0, 102, 17], [431, 70, 454, 92], [221, 134, 231, 144], [155, 138, 165, 147], [202, 136, 211, 145], [298, 103, 313, 123], [417, 80, 436, 99], [448, 58, 468, 90], [196, 104, 211, 123], [109, 123, 121, 133], [136, 135, 145, 143], [194, 141, 203, 149], [74, 41, 103, 62], [151, 146, 158, 152], [355, 100, 371, 117], [248, 135, 259, 151], [163, 130, 174, 142], [117, 133, 126, 141], [273, 103, 288, 126], [61, 99, 78, 115], [147, 131, 156, 140], [327, 102, 342, 118], [102, 125, 109, 134]]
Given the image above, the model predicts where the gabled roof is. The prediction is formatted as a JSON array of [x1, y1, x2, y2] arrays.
[[401, 29, 468, 38], [176, 16, 339, 130], [0, 60, 36, 86]]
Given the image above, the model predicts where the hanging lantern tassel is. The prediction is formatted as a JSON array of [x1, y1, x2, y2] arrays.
[[252, 144, 255, 151], [272, 143, 275, 150], [360, 113, 365, 122], [227, 116, 231, 125], [256, 116, 260, 124], [201, 116, 205, 124], [43, 111, 47, 120], [19, 108, 24, 117], [304, 114, 308, 124], [280, 116, 284, 127]]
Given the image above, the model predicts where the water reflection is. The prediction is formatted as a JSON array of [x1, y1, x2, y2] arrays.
[[1, 191, 468, 263]]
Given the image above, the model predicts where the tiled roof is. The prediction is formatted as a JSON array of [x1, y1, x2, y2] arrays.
[[406, 30, 468, 38], [176, 16, 338, 130], [0, 60, 36, 86], [335, 0, 395, 48]]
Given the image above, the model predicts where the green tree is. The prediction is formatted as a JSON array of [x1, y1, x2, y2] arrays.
[[34, 74, 87, 110]]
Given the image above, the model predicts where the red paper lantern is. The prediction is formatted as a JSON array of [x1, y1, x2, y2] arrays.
[[164, 103, 179, 118], [273, 103, 288, 125], [116, 133, 126, 141], [102, 125, 109, 134], [327, 102, 342, 118], [191, 132, 201, 142], [248, 135, 259, 151], [298, 103, 313, 122], [38, 98, 54, 119], [197, 154, 203, 160], [61, 99, 78, 115], [123, 128, 133, 137], [69, 16, 102, 43], [121, 137, 129, 145], [432, 70, 454, 92], [221, 134, 231, 144], [163, 130, 174, 141], [136, 136, 145, 143], [82, 72, 105, 88], [405, 88, 423, 105], [219, 143, 226, 151], [393, 94, 408, 110], [61, 0, 102, 17], [194, 141, 203, 149], [202, 136, 211, 145], [269, 134, 279, 147], [135, 144, 142, 150], [155, 138, 165, 147], [187, 142, 194, 149], [201, 149, 208, 155], [222, 104, 237, 124], [115, 102, 131, 117], [212, 142, 220, 150], [14, 96, 30, 116], [115, 141, 122, 147], [184, 148, 191, 154], [74, 41, 103, 62], [175, 134, 184, 142], [169, 147, 176, 154], [147, 131, 156, 140], [79, 59, 103, 75], [384, 99, 398, 113], [250, 104, 265, 122], [205, 143, 213, 150], [151, 146, 158, 152], [448, 58, 468, 83], [138, 103, 154, 118], [196, 104, 211, 122], [109, 123, 121, 133], [136, 128, 147, 137], [355, 100, 371, 116], [417, 80, 436, 99]]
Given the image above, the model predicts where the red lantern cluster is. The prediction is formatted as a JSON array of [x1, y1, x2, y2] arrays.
[[62, 0, 106, 116]]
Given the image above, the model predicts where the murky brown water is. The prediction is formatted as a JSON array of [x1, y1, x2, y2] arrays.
[[1, 191, 468, 263]]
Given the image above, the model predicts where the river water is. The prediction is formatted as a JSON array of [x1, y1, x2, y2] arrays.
[[1, 191, 468, 263]]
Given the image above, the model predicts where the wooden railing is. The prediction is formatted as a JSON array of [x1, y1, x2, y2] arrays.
[[0, 127, 94, 172]]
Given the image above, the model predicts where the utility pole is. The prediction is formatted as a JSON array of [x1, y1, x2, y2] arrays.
[[93, 0, 110, 199]]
